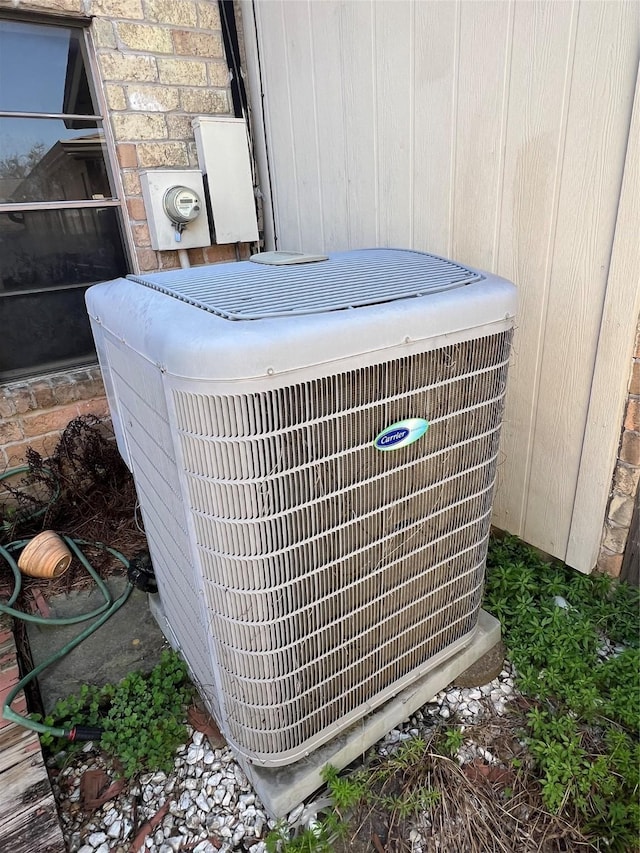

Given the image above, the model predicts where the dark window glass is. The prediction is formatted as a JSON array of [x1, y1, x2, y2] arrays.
[[0, 207, 127, 294], [0, 287, 98, 380], [0, 21, 94, 116], [0, 119, 110, 203], [0, 19, 128, 379]]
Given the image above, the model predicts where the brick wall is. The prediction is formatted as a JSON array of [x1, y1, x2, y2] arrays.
[[597, 321, 640, 577], [0, 367, 108, 469], [88, 0, 245, 272]]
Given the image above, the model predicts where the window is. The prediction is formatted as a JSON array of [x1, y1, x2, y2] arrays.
[[0, 17, 129, 381]]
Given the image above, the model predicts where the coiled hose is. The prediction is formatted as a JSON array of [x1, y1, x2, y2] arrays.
[[1, 468, 133, 740]]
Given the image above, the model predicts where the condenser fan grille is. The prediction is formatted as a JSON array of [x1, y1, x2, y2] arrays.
[[170, 330, 512, 763], [129, 249, 482, 320]]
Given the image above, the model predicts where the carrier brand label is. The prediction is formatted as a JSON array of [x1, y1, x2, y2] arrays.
[[374, 418, 429, 451]]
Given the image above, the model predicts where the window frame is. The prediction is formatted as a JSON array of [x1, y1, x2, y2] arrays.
[[0, 15, 126, 218], [0, 12, 133, 380]]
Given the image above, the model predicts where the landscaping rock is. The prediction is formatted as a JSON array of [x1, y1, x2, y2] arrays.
[[50, 659, 524, 853]]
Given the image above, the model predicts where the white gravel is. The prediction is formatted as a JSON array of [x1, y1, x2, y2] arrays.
[[51, 663, 521, 852], [52, 733, 272, 853]]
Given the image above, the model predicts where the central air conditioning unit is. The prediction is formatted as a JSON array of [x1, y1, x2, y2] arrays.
[[86, 249, 516, 771]]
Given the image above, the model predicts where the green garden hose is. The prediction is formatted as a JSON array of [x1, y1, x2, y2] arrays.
[[1, 467, 133, 739], [1, 536, 132, 739]]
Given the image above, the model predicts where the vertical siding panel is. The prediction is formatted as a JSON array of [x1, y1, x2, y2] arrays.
[[447, 0, 461, 258], [492, 0, 576, 533], [340, 1, 378, 248], [374, 1, 413, 247], [412, 1, 458, 256], [279, 1, 324, 252], [308, 2, 350, 251], [253, 1, 301, 248], [452, 1, 512, 269], [524, 0, 640, 556], [567, 62, 640, 571]]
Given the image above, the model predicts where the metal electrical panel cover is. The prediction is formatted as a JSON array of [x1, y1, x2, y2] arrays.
[[192, 116, 259, 244]]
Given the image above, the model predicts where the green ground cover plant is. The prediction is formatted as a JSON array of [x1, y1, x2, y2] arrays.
[[484, 535, 640, 851], [266, 739, 442, 853], [36, 649, 193, 778]]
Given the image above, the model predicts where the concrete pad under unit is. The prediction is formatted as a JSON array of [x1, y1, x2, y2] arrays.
[[27, 578, 168, 714], [236, 609, 501, 818]]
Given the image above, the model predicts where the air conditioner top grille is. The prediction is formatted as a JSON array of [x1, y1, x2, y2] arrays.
[[126, 248, 483, 321]]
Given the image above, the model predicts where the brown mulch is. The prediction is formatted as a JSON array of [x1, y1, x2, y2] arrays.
[[128, 799, 169, 853], [80, 768, 127, 811], [335, 718, 595, 853], [1, 416, 147, 601], [187, 703, 227, 749]]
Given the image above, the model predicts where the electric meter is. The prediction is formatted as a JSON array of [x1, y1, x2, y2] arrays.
[[163, 185, 202, 225], [140, 170, 210, 250]]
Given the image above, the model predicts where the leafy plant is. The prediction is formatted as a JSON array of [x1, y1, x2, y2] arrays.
[[484, 535, 640, 850], [267, 743, 444, 853], [441, 727, 464, 757], [265, 814, 346, 853], [37, 650, 193, 778], [387, 735, 429, 768], [321, 764, 367, 813]]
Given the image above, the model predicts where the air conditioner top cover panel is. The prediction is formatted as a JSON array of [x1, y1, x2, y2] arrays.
[[87, 249, 517, 382], [127, 248, 482, 320]]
